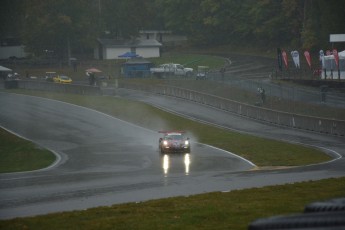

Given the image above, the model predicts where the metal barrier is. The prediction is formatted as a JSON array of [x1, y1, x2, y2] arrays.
[[118, 81, 345, 137], [17, 80, 101, 95], [6, 80, 343, 136]]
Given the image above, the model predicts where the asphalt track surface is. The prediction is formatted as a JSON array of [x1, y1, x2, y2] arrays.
[[0, 90, 344, 220]]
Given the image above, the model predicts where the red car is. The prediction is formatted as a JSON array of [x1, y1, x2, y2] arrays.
[[159, 131, 190, 153]]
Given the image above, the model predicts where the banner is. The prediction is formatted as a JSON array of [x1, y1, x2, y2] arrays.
[[282, 50, 288, 69], [291, 50, 300, 68], [319, 50, 324, 68], [304, 51, 312, 68], [277, 48, 282, 71], [333, 49, 339, 67]]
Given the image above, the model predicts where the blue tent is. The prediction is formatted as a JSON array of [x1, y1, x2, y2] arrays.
[[122, 58, 153, 78], [118, 52, 141, 58]]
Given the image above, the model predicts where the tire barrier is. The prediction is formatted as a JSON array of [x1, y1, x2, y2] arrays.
[[248, 198, 345, 230], [305, 198, 345, 213], [118, 81, 345, 137], [16, 80, 101, 95]]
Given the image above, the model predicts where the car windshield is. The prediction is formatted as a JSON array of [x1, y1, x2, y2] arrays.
[[165, 134, 183, 140], [60, 76, 69, 80]]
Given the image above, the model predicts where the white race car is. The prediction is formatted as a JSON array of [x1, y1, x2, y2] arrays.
[[159, 131, 190, 154]]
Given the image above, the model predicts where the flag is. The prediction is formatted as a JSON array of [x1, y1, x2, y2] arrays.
[[333, 49, 339, 67], [319, 50, 324, 68], [291, 50, 300, 68], [304, 51, 312, 68], [282, 50, 288, 69]]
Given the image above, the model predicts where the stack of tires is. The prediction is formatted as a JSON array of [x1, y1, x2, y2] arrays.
[[249, 197, 345, 229]]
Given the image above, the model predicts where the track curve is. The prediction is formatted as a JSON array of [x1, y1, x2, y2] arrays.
[[0, 92, 253, 219], [0, 91, 344, 219]]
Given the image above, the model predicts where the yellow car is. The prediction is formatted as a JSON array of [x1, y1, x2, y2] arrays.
[[53, 75, 72, 84]]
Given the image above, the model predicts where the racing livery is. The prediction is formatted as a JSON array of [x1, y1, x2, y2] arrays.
[[159, 131, 190, 153]]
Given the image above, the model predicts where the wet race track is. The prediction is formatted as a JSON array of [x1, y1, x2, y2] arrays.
[[0, 91, 344, 219]]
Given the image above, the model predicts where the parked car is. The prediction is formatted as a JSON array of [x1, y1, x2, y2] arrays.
[[53, 75, 72, 84], [45, 72, 57, 82], [150, 63, 193, 78], [196, 66, 209, 80]]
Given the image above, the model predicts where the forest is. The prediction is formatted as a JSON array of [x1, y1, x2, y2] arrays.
[[1, 0, 344, 58]]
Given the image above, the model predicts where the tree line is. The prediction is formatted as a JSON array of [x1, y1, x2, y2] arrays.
[[1, 0, 344, 59]]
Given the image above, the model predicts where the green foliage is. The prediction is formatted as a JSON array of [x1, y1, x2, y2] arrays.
[[21, 0, 99, 58], [101, 0, 158, 39], [1, 0, 344, 58]]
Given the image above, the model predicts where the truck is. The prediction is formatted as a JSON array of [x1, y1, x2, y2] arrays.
[[150, 63, 193, 78]]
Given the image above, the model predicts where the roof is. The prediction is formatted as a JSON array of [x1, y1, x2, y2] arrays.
[[97, 38, 162, 48], [0, 65, 12, 72], [159, 130, 185, 134]]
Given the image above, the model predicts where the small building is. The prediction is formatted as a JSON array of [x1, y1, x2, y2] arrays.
[[95, 38, 162, 60], [139, 30, 187, 47], [0, 37, 28, 59], [122, 58, 153, 78]]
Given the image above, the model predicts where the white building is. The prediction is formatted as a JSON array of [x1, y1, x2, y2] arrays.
[[94, 38, 162, 60], [0, 38, 28, 59]]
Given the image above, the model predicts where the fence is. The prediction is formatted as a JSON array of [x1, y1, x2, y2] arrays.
[[3, 79, 343, 136], [16, 80, 101, 95], [118, 81, 345, 137]]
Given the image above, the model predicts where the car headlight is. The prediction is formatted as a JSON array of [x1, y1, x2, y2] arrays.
[[185, 140, 189, 145], [163, 140, 168, 146]]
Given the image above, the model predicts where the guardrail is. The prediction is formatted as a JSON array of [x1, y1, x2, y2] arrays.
[[15, 80, 101, 95], [118, 81, 345, 137], [3, 79, 343, 136]]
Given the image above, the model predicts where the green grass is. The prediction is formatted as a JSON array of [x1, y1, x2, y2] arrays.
[[2, 89, 331, 167], [1, 177, 344, 230], [0, 128, 56, 173]]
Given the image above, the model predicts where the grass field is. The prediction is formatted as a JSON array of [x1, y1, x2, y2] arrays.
[[0, 128, 56, 173], [0, 177, 344, 229]]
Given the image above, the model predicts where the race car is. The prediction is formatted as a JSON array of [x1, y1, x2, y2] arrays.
[[159, 131, 190, 153], [53, 75, 72, 84]]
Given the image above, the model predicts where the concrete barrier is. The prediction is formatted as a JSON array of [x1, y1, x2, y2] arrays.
[[17, 80, 101, 95], [118, 81, 345, 137]]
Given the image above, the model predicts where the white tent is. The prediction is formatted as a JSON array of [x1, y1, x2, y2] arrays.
[[0, 65, 12, 72], [339, 50, 345, 58]]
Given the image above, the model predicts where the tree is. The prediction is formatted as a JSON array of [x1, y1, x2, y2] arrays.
[[0, 0, 25, 41], [100, 0, 157, 39], [22, 0, 99, 59]]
